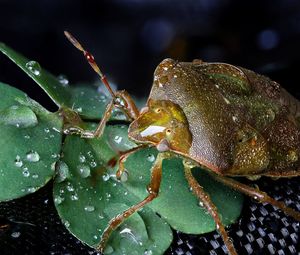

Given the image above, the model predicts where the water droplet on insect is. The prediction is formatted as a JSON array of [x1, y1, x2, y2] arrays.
[[26, 151, 40, 162], [77, 164, 91, 178], [57, 74, 69, 87], [114, 135, 123, 144], [11, 232, 21, 238], [25, 61, 41, 76], [15, 155, 23, 167], [0, 105, 38, 128], [146, 154, 155, 162], [84, 205, 95, 212], [56, 161, 70, 183]]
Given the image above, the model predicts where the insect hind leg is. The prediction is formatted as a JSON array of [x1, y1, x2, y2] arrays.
[[183, 162, 238, 255], [210, 173, 300, 222]]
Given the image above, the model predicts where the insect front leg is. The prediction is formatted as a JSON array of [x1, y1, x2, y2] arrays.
[[96, 152, 165, 253], [183, 161, 238, 255], [211, 174, 300, 221], [64, 100, 114, 138]]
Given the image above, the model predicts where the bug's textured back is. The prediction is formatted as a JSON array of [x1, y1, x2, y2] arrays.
[[149, 59, 300, 177]]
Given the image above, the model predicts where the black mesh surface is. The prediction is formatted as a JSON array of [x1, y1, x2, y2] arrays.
[[0, 177, 299, 255]]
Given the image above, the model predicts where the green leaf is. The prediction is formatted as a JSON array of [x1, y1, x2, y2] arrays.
[[122, 148, 244, 234], [53, 125, 172, 255], [0, 82, 63, 201], [0, 43, 125, 121]]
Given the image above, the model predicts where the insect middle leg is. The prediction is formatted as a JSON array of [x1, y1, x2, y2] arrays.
[[97, 152, 164, 253], [211, 173, 300, 221], [183, 162, 237, 255]]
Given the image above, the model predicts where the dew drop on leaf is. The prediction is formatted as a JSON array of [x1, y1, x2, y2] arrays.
[[146, 154, 155, 162], [54, 195, 64, 205], [56, 161, 70, 183], [26, 150, 40, 162], [14, 155, 23, 167], [22, 169, 30, 177], [84, 205, 95, 212], [77, 164, 91, 178], [0, 105, 38, 128], [25, 60, 41, 76], [57, 74, 69, 87], [27, 187, 36, 193], [114, 135, 123, 144]]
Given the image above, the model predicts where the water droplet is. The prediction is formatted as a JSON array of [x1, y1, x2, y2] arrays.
[[27, 187, 36, 193], [24, 135, 30, 139], [22, 169, 30, 177], [84, 205, 95, 212], [114, 135, 123, 144], [66, 183, 75, 192], [0, 105, 38, 128], [90, 160, 97, 168], [15, 155, 23, 167], [11, 232, 21, 238], [57, 74, 69, 87], [75, 107, 82, 113], [120, 171, 128, 182], [104, 245, 114, 254], [64, 221, 70, 228], [98, 213, 105, 219], [146, 154, 155, 162], [56, 161, 70, 183], [54, 195, 64, 205], [77, 164, 91, 178], [25, 61, 41, 76], [144, 250, 153, 255], [79, 154, 86, 163], [32, 174, 39, 179], [26, 151, 40, 162], [44, 128, 50, 133], [71, 194, 79, 201], [102, 173, 111, 182]]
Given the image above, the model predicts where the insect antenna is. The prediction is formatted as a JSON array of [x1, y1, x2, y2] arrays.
[[64, 31, 116, 98]]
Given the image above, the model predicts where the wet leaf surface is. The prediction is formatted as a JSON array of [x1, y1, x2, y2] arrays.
[[0, 82, 63, 201]]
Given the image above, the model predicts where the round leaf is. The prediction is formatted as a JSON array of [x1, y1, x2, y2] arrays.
[[122, 148, 244, 234], [53, 126, 172, 255], [0, 82, 63, 201]]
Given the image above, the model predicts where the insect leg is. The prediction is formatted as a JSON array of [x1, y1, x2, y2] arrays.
[[211, 174, 300, 221], [96, 153, 164, 253], [183, 164, 237, 255], [116, 144, 149, 180], [64, 100, 114, 138]]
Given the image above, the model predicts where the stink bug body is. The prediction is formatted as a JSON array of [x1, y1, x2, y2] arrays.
[[64, 31, 300, 255]]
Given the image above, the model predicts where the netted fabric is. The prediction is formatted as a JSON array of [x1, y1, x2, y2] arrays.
[[0, 177, 299, 255]]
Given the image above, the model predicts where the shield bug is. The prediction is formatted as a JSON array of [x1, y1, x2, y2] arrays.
[[64, 31, 300, 255]]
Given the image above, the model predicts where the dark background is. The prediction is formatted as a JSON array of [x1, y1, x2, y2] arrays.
[[1, 0, 300, 108], [1, 1, 300, 255]]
